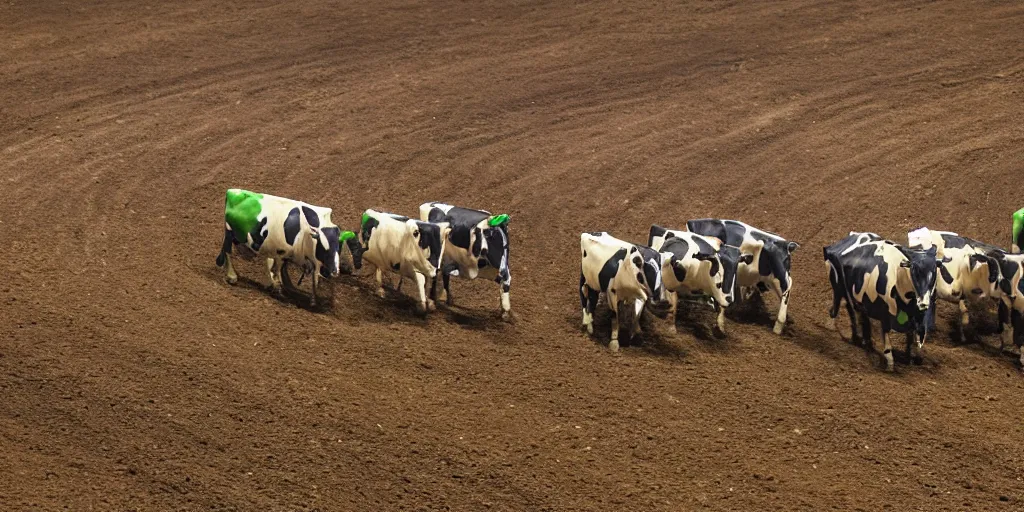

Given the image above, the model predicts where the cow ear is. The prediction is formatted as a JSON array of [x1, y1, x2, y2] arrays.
[[787, 241, 799, 253], [630, 246, 638, 253], [632, 256, 643, 268], [899, 260, 911, 268]]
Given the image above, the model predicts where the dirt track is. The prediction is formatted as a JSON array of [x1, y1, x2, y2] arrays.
[[3, 1, 1024, 510]]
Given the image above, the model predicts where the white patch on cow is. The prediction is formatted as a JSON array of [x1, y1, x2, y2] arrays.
[[581, 232, 656, 348]]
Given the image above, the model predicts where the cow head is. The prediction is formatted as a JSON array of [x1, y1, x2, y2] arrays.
[[630, 245, 665, 304], [716, 245, 755, 307], [965, 251, 1005, 299], [899, 246, 938, 311], [407, 220, 449, 278], [313, 225, 354, 278], [479, 215, 510, 271], [989, 251, 1024, 305]]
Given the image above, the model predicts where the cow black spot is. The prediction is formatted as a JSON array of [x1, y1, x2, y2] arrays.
[[478, 258, 488, 269], [301, 206, 320, 228], [636, 272, 644, 283], [283, 207, 302, 245], [361, 217, 379, 246], [277, 249, 286, 255], [939, 263, 955, 285], [426, 207, 447, 223], [450, 225, 472, 250], [671, 257, 687, 282], [598, 248, 627, 292], [249, 217, 269, 250], [583, 251, 587, 258], [392, 263, 401, 271], [665, 232, 674, 240], [471, 228, 483, 257]]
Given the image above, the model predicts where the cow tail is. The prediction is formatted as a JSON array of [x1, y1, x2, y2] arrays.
[[216, 224, 233, 267]]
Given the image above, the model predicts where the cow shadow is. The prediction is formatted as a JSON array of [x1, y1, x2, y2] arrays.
[[724, 292, 778, 329], [662, 298, 732, 350], [570, 301, 687, 358]]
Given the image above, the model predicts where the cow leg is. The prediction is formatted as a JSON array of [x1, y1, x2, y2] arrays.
[[667, 291, 679, 334], [608, 295, 620, 352], [280, 261, 294, 290], [414, 272, 429, 315], [266, 258, 282, 294], [499, 268, 511, 321], [846, 302, 861, 344], [999, 301, 1013, 353], [374, 268, 385, 298], [580, 274, 596, 335], [309, 269, 319, 307], [715, 302, 726, 334], [773, 284, 789, 335], [859, 310, 873, 348], [443, 272, 453, 306], [880, 321, 895, 372], [216, 227, 238, 284]]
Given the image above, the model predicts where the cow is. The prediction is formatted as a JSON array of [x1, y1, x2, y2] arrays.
[[647, 226, 751, 334], [994, 252, 1024, 363], [579, 232, 665, 351], [349, 209, 450, 315], [214, 189, 354, 306], [681, 219, 799, 335], [906, 227, 1005, 339], [418, 202, 512, 321], [824, 233, 939, 371]]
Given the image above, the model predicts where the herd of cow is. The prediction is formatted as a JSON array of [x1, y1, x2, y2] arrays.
[[214, 188, 1024, 372]]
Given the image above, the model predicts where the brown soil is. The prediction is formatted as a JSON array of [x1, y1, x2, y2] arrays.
[[3, 1, 1024, 510]]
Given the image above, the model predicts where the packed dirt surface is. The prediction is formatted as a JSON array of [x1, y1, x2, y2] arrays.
[[3, 1, 1024, 510]]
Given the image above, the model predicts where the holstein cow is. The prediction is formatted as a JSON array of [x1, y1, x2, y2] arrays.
[[683, 219, 799, 334], [419, 202, 512, 321], [994, 252, 1024, 362], [647, 226, 750, 334], [824, 233, 939, 371], [907, 227, 1004, 339], [215, 189, 354, 306], [579, 232, 665, 351], [350, 209, 449, 314]]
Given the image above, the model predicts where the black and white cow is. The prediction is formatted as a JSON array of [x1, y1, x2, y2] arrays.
[[824, 232, 939, 371], [579, 232, 665, 351], [681, 219, 799, 334], [994, 252, 1024, 362], [647, 226, 751, 333], [907, 227, 1006, 339], [350, 209, 449, 314], [215, 189, 354, 306], [419, 202, 512, 321]]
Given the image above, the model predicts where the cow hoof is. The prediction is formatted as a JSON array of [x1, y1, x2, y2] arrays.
[[773, 322, 785, 335], [609, 339, 620, 352], [427, 300, 436, 311], [376, 289, 386, 299], [501, 311, 513, 323], [668, 325, 677, 334], [226, 275, 238, 285], [586, 325, 594, 336]]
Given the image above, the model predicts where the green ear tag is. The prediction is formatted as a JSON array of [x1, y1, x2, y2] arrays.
[[361, 212, 370, 226], [340, 230, 356, 243], [488, 214, 510, 227], [896, 310, 909, 325]]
